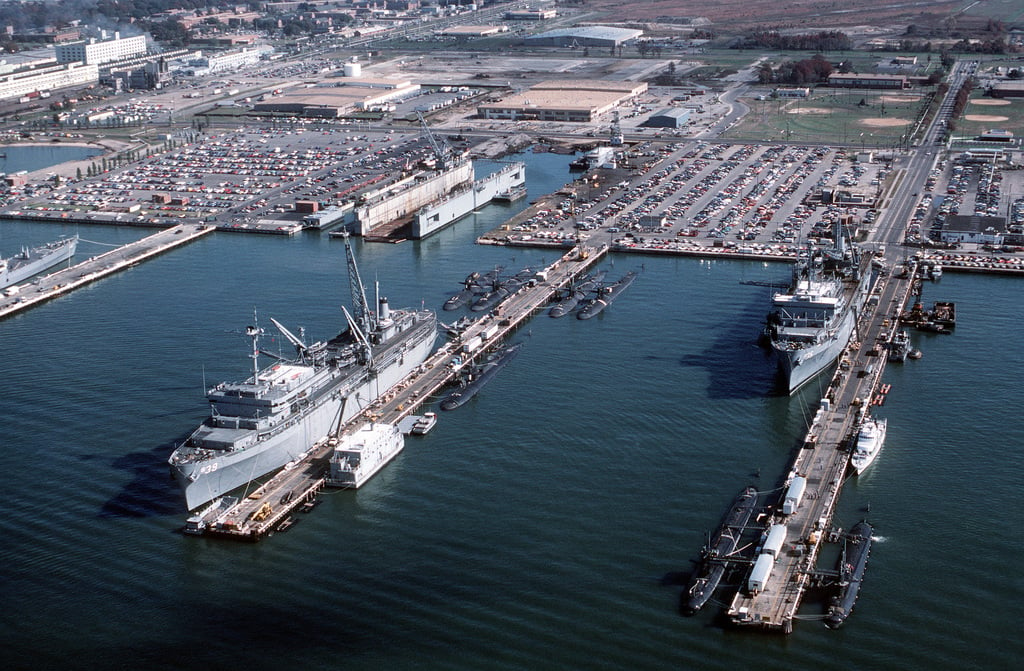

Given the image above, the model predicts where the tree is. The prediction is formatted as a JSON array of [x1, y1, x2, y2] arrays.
[[1008, 69, 1023, 80]]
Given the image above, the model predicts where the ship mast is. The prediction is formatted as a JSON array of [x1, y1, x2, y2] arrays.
[[340, 231, 375, 334]]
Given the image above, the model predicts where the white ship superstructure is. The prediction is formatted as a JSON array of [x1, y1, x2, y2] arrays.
[[327, 422, 405, 488], [169, 235, 436, 510]]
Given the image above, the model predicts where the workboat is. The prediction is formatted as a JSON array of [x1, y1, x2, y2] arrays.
[[577, 270, 637, 320], [888, 330, 911, 363], [326, 422, 405, 488], [850, 414, 886, 475], [682, 486, 759, 615], [825, 521, 873, 629], [0, 235, 78, 289], [168, 234, 437, 510], [440, 342, 522, 410], [764, 222, 871, 394], [410, 412, 437, 435]]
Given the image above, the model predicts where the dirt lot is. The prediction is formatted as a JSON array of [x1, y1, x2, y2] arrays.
[[582, 0, 964, 33]]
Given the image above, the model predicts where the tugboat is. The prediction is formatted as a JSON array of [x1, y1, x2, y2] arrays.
[[888, 330, 911, 362]]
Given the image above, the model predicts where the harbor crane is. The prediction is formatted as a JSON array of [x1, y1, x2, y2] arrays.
[[416, 110, 454, 170]]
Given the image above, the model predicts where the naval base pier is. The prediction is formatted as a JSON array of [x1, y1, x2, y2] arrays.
[[723, 259, 920, 633], [186, 243, 609, 541]]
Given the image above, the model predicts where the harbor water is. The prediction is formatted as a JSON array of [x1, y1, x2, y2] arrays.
[[0, 150, 1020, 670]]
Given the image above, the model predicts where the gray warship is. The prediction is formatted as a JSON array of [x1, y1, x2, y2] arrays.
[[1, 235, 78, 289], [169, 235, 437, 510]]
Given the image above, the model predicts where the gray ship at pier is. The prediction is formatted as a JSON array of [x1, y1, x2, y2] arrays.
[[1, 235, 78, 289], [764, 222, 871, 393], [169, 235, 437, 510]]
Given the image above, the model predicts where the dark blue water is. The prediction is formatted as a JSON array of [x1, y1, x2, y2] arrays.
[[0, 150, 1020, 670], [0, 144, 100, 174]]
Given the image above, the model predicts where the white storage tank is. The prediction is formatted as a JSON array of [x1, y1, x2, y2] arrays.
[[782, 476, 807, 515], [343, 62, 362, 77], [762, 524, 787, 558], [747, 553, 774, 594]]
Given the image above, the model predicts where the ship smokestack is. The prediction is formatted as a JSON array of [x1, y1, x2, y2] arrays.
[[833, 220, 846, 257], [379, 296, 390, 321]]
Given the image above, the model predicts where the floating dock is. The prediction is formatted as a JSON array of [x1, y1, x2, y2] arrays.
[[0, 224, 214, 319], [184, 243, 610, 540], [724, 258, 919, 633]]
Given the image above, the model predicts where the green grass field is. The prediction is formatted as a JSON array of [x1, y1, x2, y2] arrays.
[[725, 88, 930, 147]]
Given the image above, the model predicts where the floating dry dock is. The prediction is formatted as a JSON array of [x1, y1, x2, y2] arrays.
[[724, 259, 920, 633], [185, 243, 610, 541]]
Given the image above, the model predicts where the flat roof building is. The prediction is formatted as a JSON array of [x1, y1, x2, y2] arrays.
[[827, 73, 908, 89], [643, 108, 691, 128], [55, 32, 147, 66], [525, 26, 643, 48], [991, 82, 1024, 98], [478, 80, 647, 123]]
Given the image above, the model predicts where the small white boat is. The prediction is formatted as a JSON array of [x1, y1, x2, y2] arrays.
[[929, 263, 943, 280], [411, 412, 437, 435], [851, 416, 886, 475]]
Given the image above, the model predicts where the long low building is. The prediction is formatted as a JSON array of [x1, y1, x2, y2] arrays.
[[0, 61, 98, 102], [827, 73, 908, 89], [525, 26, 643, 48], [478, 79, 647, 122], [253, 80, 420, 117]]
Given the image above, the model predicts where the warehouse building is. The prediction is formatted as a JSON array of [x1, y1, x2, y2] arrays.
[[253, 79, 420, 118], [643, 108, 691, 128], [478, 79, 646, 122], [525, 26, 643, 48]]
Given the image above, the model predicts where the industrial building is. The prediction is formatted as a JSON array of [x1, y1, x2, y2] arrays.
[[938, 215, 1007, 245], [524, 26, 643, 48], [55, 32, 147, 66], [439, 26, 508, 38], [990, 82, 1024, 99], [253, 79, 421, 118], [0, 61, 98, 102], [827, 73, 908, 89], [477, 79, 646, 123], [643, 108, 691, 128]]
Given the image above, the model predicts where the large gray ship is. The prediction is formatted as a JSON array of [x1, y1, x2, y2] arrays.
[[169, 235, 437, 510], [0, 235, 78, 289], [763, 223, 871, 394]]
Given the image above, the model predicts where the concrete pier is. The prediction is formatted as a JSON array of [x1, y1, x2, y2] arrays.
[[185, 243, 610, 540], [0, 224, 214, 319], [724, 259, 919, 633]]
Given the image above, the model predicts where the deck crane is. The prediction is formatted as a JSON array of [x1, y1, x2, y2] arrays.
[[416, 110, 453, 170]]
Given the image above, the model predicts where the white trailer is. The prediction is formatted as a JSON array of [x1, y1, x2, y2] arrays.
[[782, 476, 807, 515]]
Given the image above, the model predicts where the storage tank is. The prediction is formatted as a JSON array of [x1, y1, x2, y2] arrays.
[[343, 62, 362, 77], [747, 553, 774, 594], [782, 476, 807, 515], [762, 524, 787, 558]]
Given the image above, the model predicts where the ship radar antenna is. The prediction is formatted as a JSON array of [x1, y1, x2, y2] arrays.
[[246, 309, 265, 381], [340, 231, 374, 334]]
